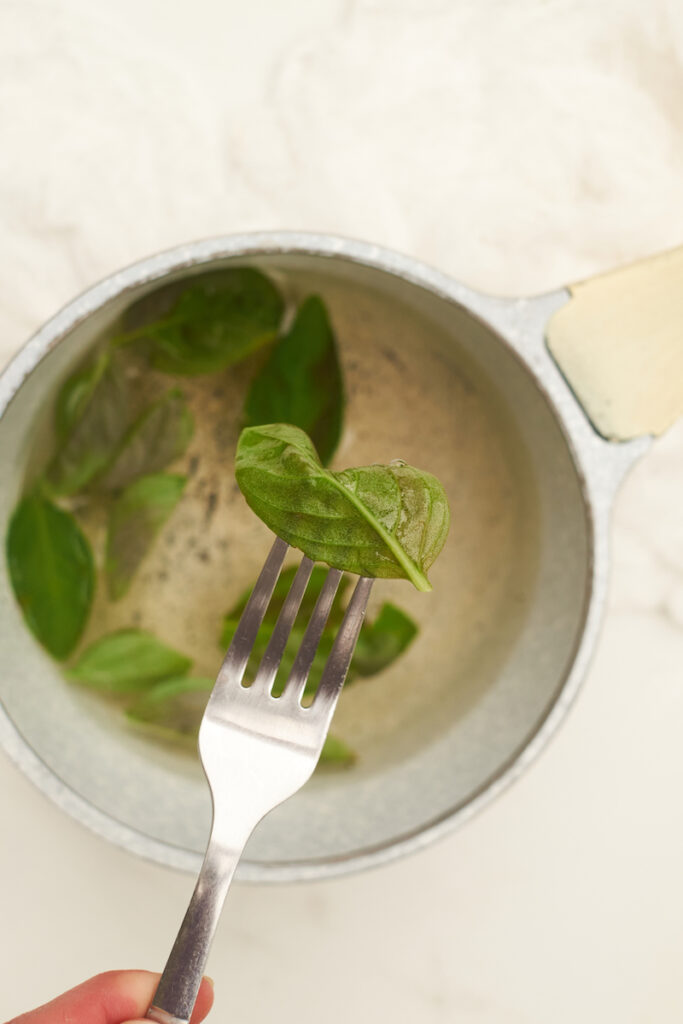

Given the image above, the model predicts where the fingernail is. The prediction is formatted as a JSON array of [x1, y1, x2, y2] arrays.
[[204, 976, 215, 989]]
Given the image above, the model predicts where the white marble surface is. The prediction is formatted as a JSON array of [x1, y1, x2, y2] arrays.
[[1, 0, 682, 1020]]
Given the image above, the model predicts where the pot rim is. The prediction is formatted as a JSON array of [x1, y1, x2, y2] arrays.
[[0, 232, 647, 882]]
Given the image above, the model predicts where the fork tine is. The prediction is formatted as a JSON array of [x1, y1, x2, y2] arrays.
[[214, 536, 289, 690], [310, 576, 374, 723], [251, 555, 315, 695], [283, 567, 343, 705]]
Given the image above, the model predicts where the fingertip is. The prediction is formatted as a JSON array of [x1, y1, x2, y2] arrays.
[[120, 973, 213, 1023], [190, 976, 215, 1022], [11, 970, 162, 1024], [123, 977, 214, 1024]]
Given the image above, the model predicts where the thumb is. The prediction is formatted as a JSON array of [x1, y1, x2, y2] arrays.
[[8, 970, 214, 1024]]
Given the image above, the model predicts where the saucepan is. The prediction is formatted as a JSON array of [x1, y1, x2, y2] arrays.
[[0, 233, 680, 881]]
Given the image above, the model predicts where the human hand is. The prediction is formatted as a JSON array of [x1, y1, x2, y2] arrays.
[[6, 970, 214, 1024]]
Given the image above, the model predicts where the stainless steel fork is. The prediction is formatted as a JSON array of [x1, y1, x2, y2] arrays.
[[146, 536, 373, 1024]]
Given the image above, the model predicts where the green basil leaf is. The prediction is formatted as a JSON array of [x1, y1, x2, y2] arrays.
[[351, 602, 418, 676], [126, 676, 213, 740], [55, 350, 110, 441], [244, 295, 344, 465], [69, 629, 192, 693], [48, 353, 132, 495], [98, 389, 194, 491], [6, 493, 95, 660], [235, 424, 450, 591], [122, 268, 284, 375], [319, 734, 356, 766], [220, 567, 417, 697], [106, 473, 186, 600]]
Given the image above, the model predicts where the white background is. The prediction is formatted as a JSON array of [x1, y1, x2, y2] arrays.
[[1, 1, 683, 1020]]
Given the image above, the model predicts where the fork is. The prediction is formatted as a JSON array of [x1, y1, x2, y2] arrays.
[[146, 535, 373, 1024]]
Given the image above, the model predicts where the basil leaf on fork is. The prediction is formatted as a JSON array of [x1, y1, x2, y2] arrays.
[[235, 423, 450, 591]]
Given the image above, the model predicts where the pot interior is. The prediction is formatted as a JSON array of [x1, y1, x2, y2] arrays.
[[0, 250, 590, 876]]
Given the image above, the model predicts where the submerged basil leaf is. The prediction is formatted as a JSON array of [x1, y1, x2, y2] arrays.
[[222, 566, 347, 640], [126, 676, 355, 766], [69, 629, 192, 693], [106, 473, 186, 600], [220, 566, 418, 696], [48, 353, 132, 495], [220, 566, 338, 696], [126, 676, 213, 741], [220, 612, 329, 699], [121, 268, 284, 375], [55, 350, 110, 441], [351, 602, 418, 676], [6, 493, 95, 659], [320, 735, 356, 766], [99, 389, 194, 492], [244, 295, 344, 465], [235, 424, 450, 591]]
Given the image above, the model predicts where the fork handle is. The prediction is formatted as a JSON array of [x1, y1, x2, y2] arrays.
[[146, 837, 244, 1024]]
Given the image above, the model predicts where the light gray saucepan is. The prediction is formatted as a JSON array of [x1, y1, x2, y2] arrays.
[[0, 233, 681, 882]]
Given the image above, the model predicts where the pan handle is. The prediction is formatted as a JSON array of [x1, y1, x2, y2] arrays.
[[546, 246, 683, 441]]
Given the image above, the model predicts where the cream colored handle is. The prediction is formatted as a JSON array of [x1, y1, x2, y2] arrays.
[[546, 246, 683, 440]]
